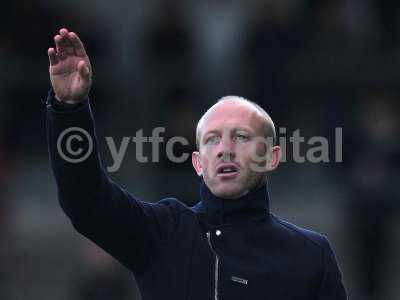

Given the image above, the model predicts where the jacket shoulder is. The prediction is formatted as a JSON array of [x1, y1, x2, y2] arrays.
[[156, 197, 192, 212], [270, 214, 330, 250], [153, 197, 195, 221]]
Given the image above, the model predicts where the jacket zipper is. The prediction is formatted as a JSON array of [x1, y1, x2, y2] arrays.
[[206, 231, 219, 300]]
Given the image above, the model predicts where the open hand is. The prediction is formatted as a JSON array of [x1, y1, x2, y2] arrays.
[[48, 28, 92, 104]]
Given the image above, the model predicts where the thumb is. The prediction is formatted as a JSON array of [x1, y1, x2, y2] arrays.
[[78, 60, 90, 78]]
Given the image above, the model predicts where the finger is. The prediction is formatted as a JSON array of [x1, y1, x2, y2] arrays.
[[54, 35, 67, 59], [64, 36, 75, 56], [59, 28, 74, 55], [69, 32, 87, 57], [78, 60, 90, 78], [59, 28, 69, 36], [48, 48, 59, 66]]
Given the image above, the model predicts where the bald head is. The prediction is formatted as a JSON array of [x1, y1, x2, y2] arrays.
[[196, 96, 276, 149]]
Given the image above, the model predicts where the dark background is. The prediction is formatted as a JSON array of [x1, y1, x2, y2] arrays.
[[1, 0, 399, 299]]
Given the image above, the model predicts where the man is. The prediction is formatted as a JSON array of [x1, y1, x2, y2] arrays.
[[46, 28, 347, 300]]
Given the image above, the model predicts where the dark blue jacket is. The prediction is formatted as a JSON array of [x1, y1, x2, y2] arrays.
[[45, 90, 347, 300]]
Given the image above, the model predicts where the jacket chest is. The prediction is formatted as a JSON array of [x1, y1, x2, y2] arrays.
[[183, 223, 318, 300]]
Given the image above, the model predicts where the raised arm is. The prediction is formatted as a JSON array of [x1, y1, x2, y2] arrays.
[[46, 28, 180, 272]]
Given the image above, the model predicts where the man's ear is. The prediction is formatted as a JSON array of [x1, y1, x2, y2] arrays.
[[192, 151, 203, 176], [266, 146, 281, 171]]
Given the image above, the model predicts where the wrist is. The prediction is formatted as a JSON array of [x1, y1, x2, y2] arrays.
[[47, 89, 88, 111]]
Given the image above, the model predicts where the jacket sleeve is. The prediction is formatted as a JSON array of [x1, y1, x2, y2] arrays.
[[316, 236, 347, 300], [45, 90, 179, 273]]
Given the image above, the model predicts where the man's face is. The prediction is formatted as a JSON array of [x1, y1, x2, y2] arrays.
[[192, 101, 273, 199]]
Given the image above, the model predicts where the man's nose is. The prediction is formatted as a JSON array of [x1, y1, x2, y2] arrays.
[[217, 136, 235, 160]]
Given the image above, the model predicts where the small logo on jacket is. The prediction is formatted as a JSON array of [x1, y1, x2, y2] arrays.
[[231, 276, 248, 285]]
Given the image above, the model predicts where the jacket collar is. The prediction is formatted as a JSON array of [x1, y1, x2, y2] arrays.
[[192, 179, 270, 225]]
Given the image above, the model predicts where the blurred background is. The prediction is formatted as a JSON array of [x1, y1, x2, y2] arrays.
[[1, 0, 400, 299]]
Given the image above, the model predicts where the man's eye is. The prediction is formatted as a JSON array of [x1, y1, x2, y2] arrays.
[[206, 136, 220, 144], [234, 134, 249, 142]]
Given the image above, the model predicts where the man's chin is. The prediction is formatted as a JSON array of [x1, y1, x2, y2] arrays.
[[212, 185, 249, 200]]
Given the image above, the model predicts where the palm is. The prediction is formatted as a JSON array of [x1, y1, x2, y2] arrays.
[[48, 29, 92, 104], [50, 55, 90, 101]]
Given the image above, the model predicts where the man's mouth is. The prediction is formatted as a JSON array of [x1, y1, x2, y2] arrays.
[[216, 164, 239, 178]]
